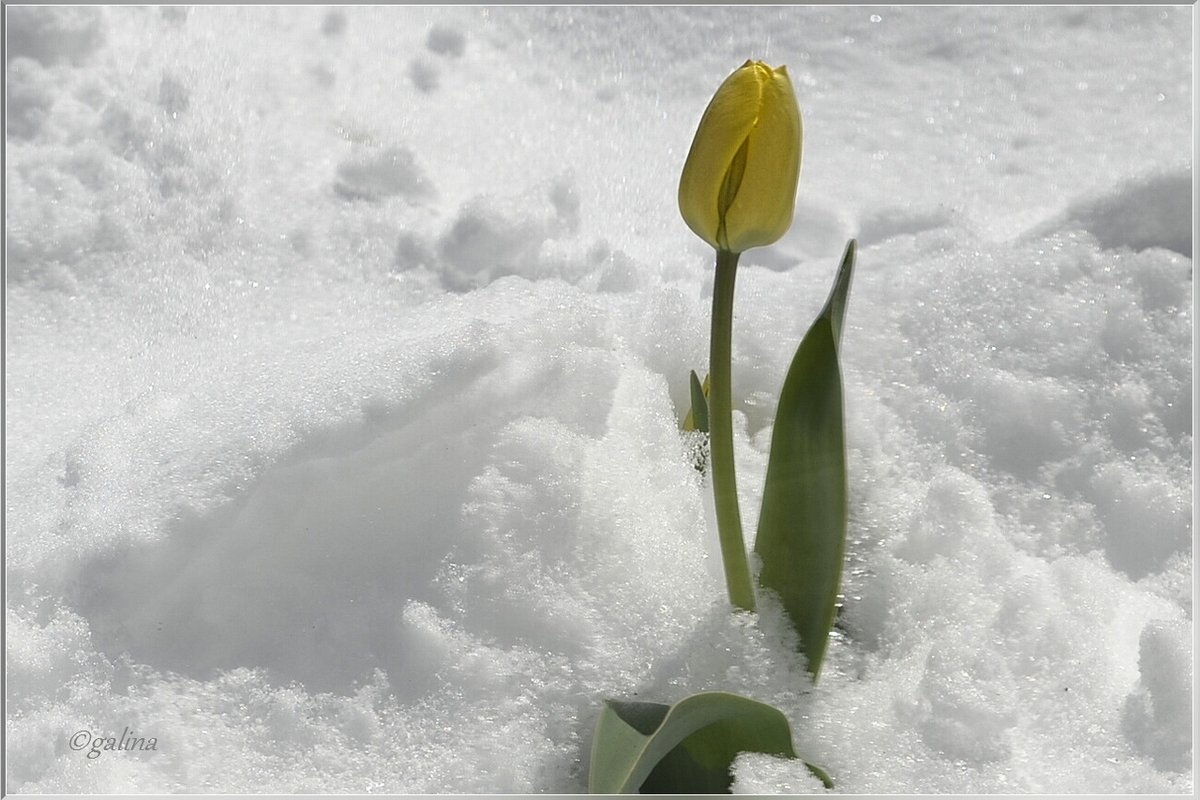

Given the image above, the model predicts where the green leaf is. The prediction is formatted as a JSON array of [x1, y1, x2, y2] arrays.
[[821, 239, 857, 348], [588, 691, 833, 794], [687, 370, 710, 433], [754, 239, 856, 682]]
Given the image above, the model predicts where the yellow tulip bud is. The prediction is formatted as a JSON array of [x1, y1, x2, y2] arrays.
[[678, 60, 803, 254]]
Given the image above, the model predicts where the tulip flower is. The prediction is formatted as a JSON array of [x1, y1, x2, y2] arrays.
[[678, 60, 802, 255], [679, 61, 803, 613], [591, 61, 852, 794]]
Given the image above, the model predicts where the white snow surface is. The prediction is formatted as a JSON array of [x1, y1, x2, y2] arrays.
[[4, 5, 1194, 794]]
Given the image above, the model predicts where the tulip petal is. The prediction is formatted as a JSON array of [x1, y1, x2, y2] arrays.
[[723, 66, 802, 253], [678, 61, 764, 250], [717, 137, 750, 248]]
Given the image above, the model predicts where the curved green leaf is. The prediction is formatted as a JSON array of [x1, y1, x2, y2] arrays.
[[588, 691, 832, 793], [822, 239, 856, 348], [754, 240, 855, 682]]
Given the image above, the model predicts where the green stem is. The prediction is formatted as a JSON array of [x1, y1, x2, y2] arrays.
[[710, 249, 755, 612]]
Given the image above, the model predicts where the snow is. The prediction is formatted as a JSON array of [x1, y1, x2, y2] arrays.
[[4, 4, 1193, 795]]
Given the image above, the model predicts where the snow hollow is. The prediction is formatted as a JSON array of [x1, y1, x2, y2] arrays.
[[4, 5, 1193, 794]]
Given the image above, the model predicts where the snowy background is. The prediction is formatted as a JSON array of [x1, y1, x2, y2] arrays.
[[4, 4, 1193, 794]]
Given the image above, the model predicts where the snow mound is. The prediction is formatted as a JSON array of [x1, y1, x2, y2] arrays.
[[6, 5, 106, 66], [1063, 170, 1193, 257]]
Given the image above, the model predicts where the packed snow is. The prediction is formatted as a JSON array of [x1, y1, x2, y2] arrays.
[[4, 5, 1193, 794]]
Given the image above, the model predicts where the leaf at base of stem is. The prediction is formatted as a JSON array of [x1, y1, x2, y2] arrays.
[[588, 691, 834, 793]]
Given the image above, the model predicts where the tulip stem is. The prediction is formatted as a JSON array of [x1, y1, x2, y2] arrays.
[[710, 248, 756, 612]]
